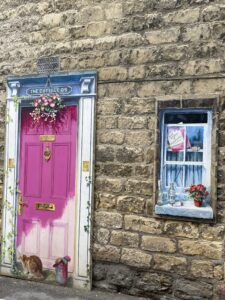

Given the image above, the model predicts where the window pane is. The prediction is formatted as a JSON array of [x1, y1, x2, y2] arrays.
[[165, 165, 183, 187], [186, 126, 204, 162], [185, 165, 203, 187], [165, 113, 208, 124], [166, 151, 184, 161]]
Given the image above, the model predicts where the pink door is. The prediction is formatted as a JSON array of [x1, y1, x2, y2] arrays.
[[17, 105, 77, 272]]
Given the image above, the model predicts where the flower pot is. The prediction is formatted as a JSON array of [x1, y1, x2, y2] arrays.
[[194, 200, 202, 207]]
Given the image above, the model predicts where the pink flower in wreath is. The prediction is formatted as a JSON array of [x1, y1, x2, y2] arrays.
[[50, 103, 55, 108]]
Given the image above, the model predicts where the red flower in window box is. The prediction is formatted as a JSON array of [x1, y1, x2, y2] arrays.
[[185, 184, 209, 207]]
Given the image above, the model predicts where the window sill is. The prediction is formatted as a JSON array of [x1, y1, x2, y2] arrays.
[[155, 200, 213, 220]]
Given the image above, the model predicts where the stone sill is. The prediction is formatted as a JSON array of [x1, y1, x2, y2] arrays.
[[155, 200, 213, 220]]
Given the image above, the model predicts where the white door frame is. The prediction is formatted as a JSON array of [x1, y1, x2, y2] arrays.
[[0, 71, 96, 290]]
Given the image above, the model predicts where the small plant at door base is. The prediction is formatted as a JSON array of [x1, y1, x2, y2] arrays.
[[30, 94, 65, 122]]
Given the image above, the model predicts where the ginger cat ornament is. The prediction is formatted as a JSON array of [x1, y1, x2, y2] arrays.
[[18, 254, 44, 279]]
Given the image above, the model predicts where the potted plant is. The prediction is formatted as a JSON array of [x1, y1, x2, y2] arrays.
[[30, 94, 65, 123], [185, 184, 209, 207]]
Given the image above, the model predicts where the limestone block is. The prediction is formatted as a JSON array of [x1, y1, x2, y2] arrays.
[[129, 47, 160, 64], [125, 131, 152, 146], [178, 59, 224, 76], [128, 66, 146, 80], [105, 3, 123, 20], [95, 192, 117, 210], [121, 248, 152, 268], [97, 98, 122, 115], [200, 224, 225, 241], [190, 260, 214, 278], [124, 215, 163, 234], [146, 148, 155, 163], [156, 0, 181, 10], [80, 6, 104, 22], [135, 165, 152, 178], [160, 45, 188, 61], [145, 27, 180, 44], [86, 21, 109, 38], [214, 265, 224, 280], [202, 5, 225, 22], [95, 211, 123, 229], [97, 228, 110, 245], [117, 195, 145, 214], [142, 236, 176, 253], [164, 8, 200, 24], [163, 221, 199, 239], [107, 82, 136, 98], [95, 36, 117, 50], [96, 145, 115, 162], [153, 254, 187, 272], [98, 131, 125, 145], [178, 240, 223, 259], [123, 98, 155, 115], [42, 13, 64, 28], [174, 279, 213, 299], [72, 39, 95, 52], [93, 244, 120, 262], [101, 164, 132, 177], [118, 116, 147, 129], [98, 66, 127, 81], [110, 230, 139, 247], [116, 146, 145, 163], [134, 272, 172, 293], [146, 63, 178, 78], [95, 177, 124, 193], [97, 116, 118, 130], [115, 32, 145, 48], [125, 179, 152, 196], [182, 24, 211, 42]]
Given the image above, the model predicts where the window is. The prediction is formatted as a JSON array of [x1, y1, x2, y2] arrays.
[[155, 109, 214, 220]]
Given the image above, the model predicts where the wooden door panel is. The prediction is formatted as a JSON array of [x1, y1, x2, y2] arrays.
[[22, 219, 40, 256], [49, 222, 68, 259], [24, 143, 43, 197], [51, 143, 70, 199]]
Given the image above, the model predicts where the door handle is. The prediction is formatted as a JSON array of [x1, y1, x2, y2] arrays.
[[18, 190, 24, 216]]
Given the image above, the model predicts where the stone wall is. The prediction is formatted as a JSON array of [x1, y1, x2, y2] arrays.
[[0, 0, 225, 299]]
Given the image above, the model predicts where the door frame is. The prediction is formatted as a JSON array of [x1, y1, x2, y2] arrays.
[[0, 71, 96, 290]]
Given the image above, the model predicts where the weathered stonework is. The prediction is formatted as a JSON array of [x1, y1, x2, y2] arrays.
[[0, 0, 225, 299]]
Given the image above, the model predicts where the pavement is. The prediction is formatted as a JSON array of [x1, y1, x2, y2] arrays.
[[0, 276, 145, 300]]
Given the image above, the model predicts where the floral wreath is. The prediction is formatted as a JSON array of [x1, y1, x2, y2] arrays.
[[30, 94, 65, 122]]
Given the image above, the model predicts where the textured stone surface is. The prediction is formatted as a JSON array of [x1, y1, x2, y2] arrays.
[[121, 248, 152, 268], [0, 0, 225, 299], [142, 236, 176, 253], [94, 211, 123, 229], [190, 260, 214, 278], [178, 240, 223, 259], [124, 215, 163, 234], [110, 231, 139, 248], [174, 279, 213, 299], [153, 254, 187, 273]]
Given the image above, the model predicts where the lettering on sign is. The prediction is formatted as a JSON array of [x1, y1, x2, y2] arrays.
[[26, 86, 72, 96]]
